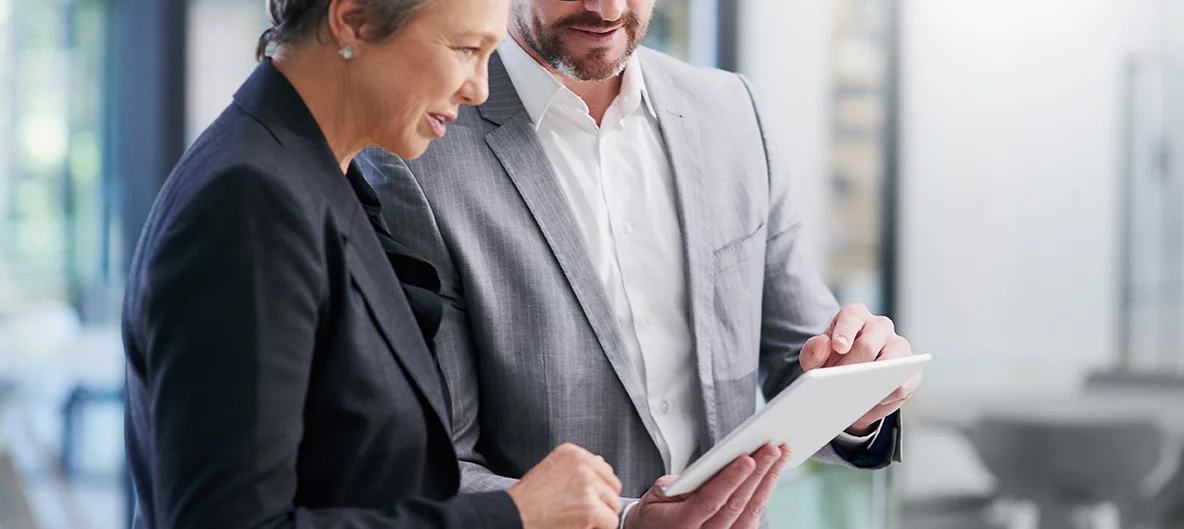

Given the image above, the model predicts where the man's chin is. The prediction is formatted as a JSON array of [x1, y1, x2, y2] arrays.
[[563, 54, 629, 80]]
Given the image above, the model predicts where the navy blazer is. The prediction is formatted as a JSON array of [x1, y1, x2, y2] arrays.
[[122, 60, 521, 529]]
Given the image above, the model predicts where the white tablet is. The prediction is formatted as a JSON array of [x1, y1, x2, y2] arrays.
[[663, 354, 931, 497]]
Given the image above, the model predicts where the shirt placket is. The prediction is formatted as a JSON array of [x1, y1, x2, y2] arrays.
[[601, 110, 678, 440]]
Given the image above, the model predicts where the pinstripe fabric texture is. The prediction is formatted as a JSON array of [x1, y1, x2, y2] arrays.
[[357, 47, 901, 500]]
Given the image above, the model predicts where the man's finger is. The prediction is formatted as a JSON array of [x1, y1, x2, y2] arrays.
[[856, 401, 902, 428], [872, 336, 917, 404], [682, 456, 756, 526], [875, 335, 912, 361], [595, 482, 623, 514], [838, 316, 893, 367], [830, 304, 870, 355], [879, 372, 922, 406], [800, 335, 832, 371], [903, 372, 922, 394], [590, 500, 621, 529], [733, 445, 792, 528], [651, 475, 687, 503], [703, 445, 780, 529], [590, 455, 623, 494]]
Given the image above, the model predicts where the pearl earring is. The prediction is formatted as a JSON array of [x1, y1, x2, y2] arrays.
[[339, 45, 356, 61]]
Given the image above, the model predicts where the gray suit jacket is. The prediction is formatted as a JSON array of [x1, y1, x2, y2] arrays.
[[359, 48, 902, 499]]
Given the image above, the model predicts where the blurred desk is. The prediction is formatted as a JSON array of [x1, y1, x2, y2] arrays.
[[911, 390, 1184, 496], [0, 316, 126, 529], [912, 391, 1184, 529], [913, 391, 1184, 435]]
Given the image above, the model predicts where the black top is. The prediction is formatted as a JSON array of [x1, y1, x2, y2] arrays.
[[122, 59, 521, 529], [346, 165, 444, 347]]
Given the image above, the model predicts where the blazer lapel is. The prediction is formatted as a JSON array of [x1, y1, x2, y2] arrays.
[[343, 216, 451, 428], [236, 59, 452, 434], [479, 53, 673, 464], [639, 50, 722, 445]]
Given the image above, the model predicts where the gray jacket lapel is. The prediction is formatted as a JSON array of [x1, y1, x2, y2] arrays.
[[639, 49, 722, 445], [478, 53, 673, 465]]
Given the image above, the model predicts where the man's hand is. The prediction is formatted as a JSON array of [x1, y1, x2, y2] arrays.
[[800, 303, 922, 436], [509, 443, 623, 529], [624, 444, 790, 529]]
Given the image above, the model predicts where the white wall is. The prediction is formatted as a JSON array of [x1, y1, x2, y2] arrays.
[[735, 0, 1164, 394], [186, 0, 269, 145], [898, 0, 1161, 394], [736, 0, 833, 268]]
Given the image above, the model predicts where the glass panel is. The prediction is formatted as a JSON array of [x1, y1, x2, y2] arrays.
[[0, 0, 125, 528], [767, 0, 895, 526], [644, 0, 692, 61], [1119, 55, 1184, 377], [769, 461, 878, 528], [644, 0, 717, 66], [828, 0, 890, 314]]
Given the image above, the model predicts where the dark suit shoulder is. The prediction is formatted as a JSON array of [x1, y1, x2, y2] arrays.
[[127, 104, 335, 326], [175, 108, 296, 191], [152, 107, 327, 236]]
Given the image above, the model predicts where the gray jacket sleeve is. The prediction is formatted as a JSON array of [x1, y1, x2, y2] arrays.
[[737, 74, 903, 469]]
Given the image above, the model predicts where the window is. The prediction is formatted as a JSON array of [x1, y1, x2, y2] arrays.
[[0, 1, 126, 528], [645, 0, 719, 66]]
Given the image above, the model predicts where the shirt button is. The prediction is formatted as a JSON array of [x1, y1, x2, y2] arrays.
[[622, 222, 634, 235], [660, 400, 670, 414], [643, 314, 655, 326]]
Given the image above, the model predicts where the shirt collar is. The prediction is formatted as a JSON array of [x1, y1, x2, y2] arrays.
[[617, 49, 657, 121], [497, 36, 657, 130]]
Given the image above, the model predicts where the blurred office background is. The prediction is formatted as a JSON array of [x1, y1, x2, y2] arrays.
[[2, 0, 1184, 527]]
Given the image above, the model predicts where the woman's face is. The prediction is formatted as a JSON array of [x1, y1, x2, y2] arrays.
[[351, 0, 509, 159]]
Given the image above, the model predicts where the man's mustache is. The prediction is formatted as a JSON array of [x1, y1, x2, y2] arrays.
[[555, 10, 640, 31]]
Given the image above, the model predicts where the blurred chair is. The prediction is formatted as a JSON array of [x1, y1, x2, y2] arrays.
[[1144, 443, 1184, 529], [59, 384, 131, 529], [59, 385, 124, 479], [0, 450, 42, 529], [900, 495, 1006, 529], [968, 416, 1164, 529], [1085, 371, 1184, 529], [0, 379, 42, 529]]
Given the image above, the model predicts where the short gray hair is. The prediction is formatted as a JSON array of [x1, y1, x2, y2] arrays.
[[256, 0, 435, 60]]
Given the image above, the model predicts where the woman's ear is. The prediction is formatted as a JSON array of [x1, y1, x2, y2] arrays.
[[325, 0, 369, 50]]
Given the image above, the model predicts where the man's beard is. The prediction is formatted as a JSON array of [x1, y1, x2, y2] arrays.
[[516, 8, 646, 81]]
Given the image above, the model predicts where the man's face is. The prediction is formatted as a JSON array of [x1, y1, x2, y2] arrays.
[[511, 0, 655, 81]]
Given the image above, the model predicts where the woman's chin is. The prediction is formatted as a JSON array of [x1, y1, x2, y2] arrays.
[[382, 136, 432, 161]]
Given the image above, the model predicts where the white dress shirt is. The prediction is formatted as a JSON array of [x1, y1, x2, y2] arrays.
[[497, 38, 879, 483], [499, 37, 703, 474]]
